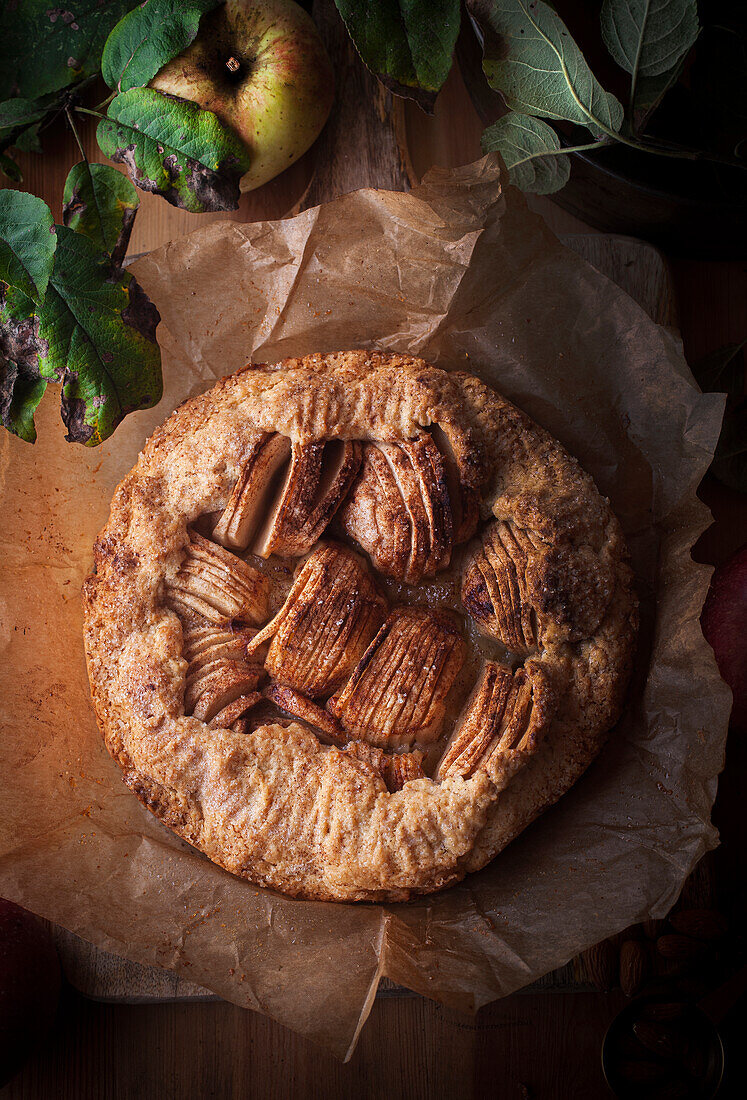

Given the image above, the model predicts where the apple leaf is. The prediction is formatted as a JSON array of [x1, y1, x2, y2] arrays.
[[0, 226, 162, 445], [63, 162, 139, 271], [13, 122, 43, 154], [0, 153, 23, 182], [0, 286, 49, 443], [468, 0, 624, 136], [45, 226, 162, 444], [481, 113, 571, 193], [0, 94, 55, 133], [102, 0, 223, 93], [0, 1, 141, 101], [97, 88, 251, 213], [333, 0, 460, 112], [0, 190, 57, 305], [600, 0, 699, 119]]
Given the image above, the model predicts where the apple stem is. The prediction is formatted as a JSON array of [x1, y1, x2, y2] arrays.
[[226, 56, 240, 74]]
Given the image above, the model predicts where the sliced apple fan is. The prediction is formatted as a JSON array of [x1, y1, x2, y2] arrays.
[[436, 659, 556, 785], [339, 425, 480, 583], [328, 607, 466, 749], [213, 434, 362, 556]]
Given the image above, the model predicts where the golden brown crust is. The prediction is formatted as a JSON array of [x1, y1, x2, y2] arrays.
[[83, 349, 637, 901]]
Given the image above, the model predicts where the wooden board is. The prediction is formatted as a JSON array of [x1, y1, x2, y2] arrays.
[[52, 230, 677, 1003]]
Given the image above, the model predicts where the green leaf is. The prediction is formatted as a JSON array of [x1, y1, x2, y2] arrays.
[[97, 88, 251, 213], [0, 190, 56, 304], [0, 1, 141, 100], [334, 0, 460, 111], [44, 226, 162, 444], [601, 0, 699, 117], [0, 226, 162, 445], [0, 359, 47, 442], [0, 285, 48, 443], [13, 123, 43, 154], [63, 162, 139, 270], [481, 112, 571, 193], [0, 94, 59, 154], [692, 342, 747, 493], [0, 95, 54, 130], [0, 153, 23, 182], [468, 0, 624, 136], [102, 0, 222, 92]]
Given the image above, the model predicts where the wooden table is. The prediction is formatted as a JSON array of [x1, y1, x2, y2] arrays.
[[3, 34, 746, 1100]]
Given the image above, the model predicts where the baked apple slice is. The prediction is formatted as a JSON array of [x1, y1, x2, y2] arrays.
[[462, 519, 613, 652], [328, 607, 466, 748], [428, 422, 482, 544], [400, 434, 453, 574], [165, 532, 269, 626], [247, 542, 386, 697], [208, 692, 264, 735], [214, 436, 361, 557], [263, 683, 347, 744], [344, 741, 426, 792], [337, 444, 412, 580], [254, 439, 362, 557], [213, 434, 292, 550], [190, 661, 266, 723], [436, 658, 555, 784]]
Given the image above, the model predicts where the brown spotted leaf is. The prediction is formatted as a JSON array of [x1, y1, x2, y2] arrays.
[[2, 225, 161, 445], [96, 88, 251, 213], [63, 162, 139, 271]]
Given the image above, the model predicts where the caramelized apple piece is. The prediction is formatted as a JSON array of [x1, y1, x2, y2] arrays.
[[191, 661, 266, 723], [328, 607, 466, 748], [212, 434, 291, 551], [255, 439, 362, 557], [214, 434, 362, 558], [165, 532, 269, 626], [337, 444, 412, 581], [462, 519, 613, 651], [429, 422, 481, 544], [208, 692, 264, 734], [344, 741, 425, 792], [248, 543, 386, 697], [182, 624, 258, 673], [399, 435, 453, 574], [263, 683, 346, 745], [436, 658, 555, 783], [461, 520, 538, 653]]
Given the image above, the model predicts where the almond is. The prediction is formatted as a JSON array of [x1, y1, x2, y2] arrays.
[[633, 1020, 685, 1061], [641, 918, 665, 939], [656, 934, 709, 961], [619, 939, 648, 997], [669, 908, 727, 941], [580, 939, 617, 991]]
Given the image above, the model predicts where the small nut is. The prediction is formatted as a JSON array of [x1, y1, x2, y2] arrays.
[[633, 1020, 686, 1061], [669, 908, 727, 941], [656, 934, 709, 961], [580, 939, 618, 991], [619, 939, 649, 998]]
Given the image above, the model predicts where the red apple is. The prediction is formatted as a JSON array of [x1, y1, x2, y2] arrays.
[[150, 0, 334, 192], [0, 899, 61, 1087], [701, 542, 747, 734]]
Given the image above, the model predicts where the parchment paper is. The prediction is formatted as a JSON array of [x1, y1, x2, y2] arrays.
[[0, 155, 731, 1060]]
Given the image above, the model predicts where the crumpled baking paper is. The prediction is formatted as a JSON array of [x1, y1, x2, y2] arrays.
[[0, 156, 730, 1060]]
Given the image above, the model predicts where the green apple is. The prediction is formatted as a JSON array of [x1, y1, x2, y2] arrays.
[[150, 0, 334, 192]]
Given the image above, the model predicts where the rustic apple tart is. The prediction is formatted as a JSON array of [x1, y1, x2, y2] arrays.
[[83, 350, 638, 902]]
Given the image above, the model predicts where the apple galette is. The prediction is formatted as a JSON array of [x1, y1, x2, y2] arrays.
[[83, 351, 637, 901]]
